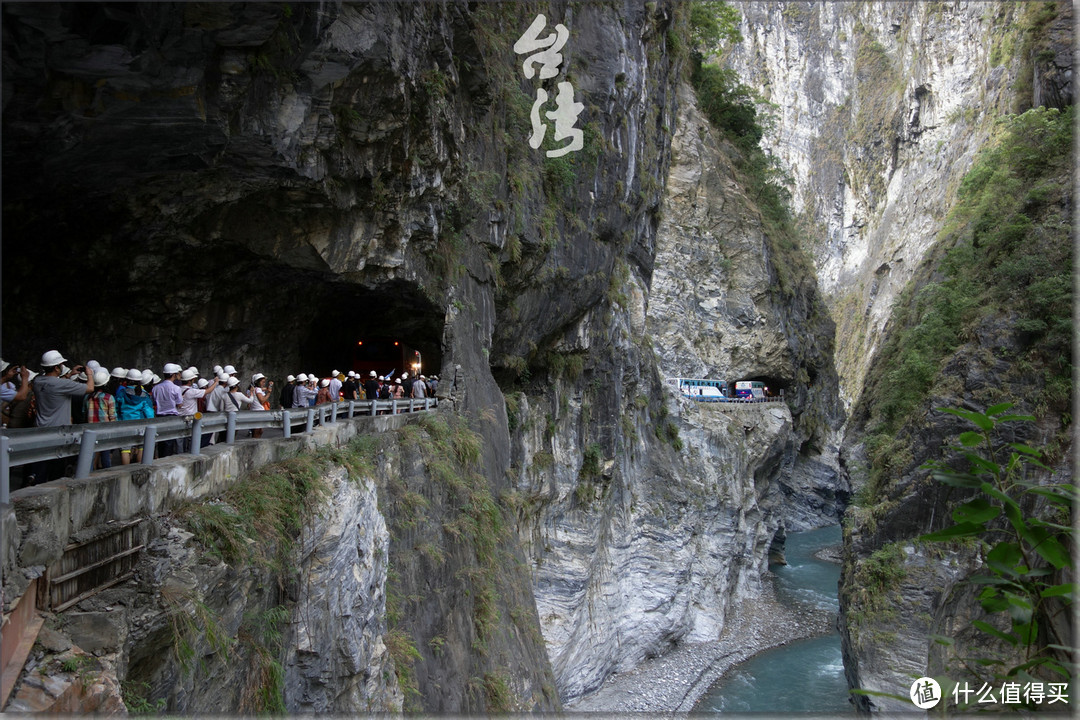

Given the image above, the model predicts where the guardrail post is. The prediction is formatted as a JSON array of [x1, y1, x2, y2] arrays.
[[142, 426, 157, 465], [391, 399, 398, 415], [226, 413, 237, 444], [347, 401, 355, 419], [409, 398, 415, 413], [282, 410, 291, 439], [305, 408, 314, 434], [2, 435, 11, 505], [330, 402, 338, 424], [75, 429, 97, 479], [370, 400, 377, 417], [191, 417, 202, 456]]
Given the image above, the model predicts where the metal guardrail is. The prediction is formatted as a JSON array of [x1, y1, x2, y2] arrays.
[[0, 398, 437, 503]]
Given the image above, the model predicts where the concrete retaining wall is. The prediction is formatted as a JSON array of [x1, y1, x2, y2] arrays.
[[2, 412, 418, 612]]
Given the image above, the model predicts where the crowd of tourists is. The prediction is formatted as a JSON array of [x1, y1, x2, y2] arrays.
[[0, 350, 439, 486]]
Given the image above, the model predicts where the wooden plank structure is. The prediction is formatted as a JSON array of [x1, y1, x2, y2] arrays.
[[45, 519, 146, 613]]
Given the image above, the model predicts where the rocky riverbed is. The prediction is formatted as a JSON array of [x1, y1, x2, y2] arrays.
[[565, 580, 835, 713]]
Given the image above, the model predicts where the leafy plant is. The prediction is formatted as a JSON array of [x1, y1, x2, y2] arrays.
[[919, 404, 1073, 703]]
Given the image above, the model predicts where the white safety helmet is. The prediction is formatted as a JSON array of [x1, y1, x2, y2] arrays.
[[111, 367, 127, 379], [213, 365, 223, 374], [93, 368, 111, 385], [126, 368, 144, 382], [181, 369, 198, 381], [369, 371, 377, 377], [197, 378, 209, 388], [163, 362, 182, 375], [227, 377, 240, 388], [142, 369, 154, 384], [41, 350, 67, 367], [223, 365, 237, 375], [286, 374, 296, 383], [297, 373, 308, 382], [86, 360, 101, 371], [319, 378, 329, 387]]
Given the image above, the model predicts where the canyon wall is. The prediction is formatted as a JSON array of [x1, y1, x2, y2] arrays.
[[3, 1, 844, 711]]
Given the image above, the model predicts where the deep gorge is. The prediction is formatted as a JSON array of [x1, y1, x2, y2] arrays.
[[2, 0, 1072, 714]]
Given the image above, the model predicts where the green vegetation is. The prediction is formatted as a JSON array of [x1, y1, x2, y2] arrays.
[[920, 405, 1074, 706], [181, 447, 354, 570], [238, 606, 289, 714], [383, 413, 529, 708], [859, 106, 1073, 505], [121, 680, 167, 714], [483, 670, 518, 712], [687, 3, 815, 298]]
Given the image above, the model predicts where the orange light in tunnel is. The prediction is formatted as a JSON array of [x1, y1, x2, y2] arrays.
[[357, 341, 363, 346], [394, 341, 399, 346]]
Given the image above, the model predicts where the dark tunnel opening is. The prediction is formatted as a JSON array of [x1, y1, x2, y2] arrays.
[[297, 280, 444, 381], [1, 199, 446, 388]]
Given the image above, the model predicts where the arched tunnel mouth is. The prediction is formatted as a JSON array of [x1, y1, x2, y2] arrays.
[[2, 208, 445, 385]]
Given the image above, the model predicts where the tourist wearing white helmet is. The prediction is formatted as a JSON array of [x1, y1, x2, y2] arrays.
[[222, 377, 259, 414], [341, 371, 359, 401], [328, 370, 342, 402], [0, 360, 33, 429], [85, 368, 118, 469], [151, 363, 185, 457], [364, 371, 380, 400], [179, 369, 219, 452], [293, 373, 317, 408], [280, 374, 297, 409], [26, 350, 94, 484]]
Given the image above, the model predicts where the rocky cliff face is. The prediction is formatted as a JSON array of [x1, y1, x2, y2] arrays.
[[3, 1, 845, 710], [718, 0, 1073, 711], [726, 0, 1072, 409]]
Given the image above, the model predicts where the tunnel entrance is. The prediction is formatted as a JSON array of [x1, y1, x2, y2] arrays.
[[1, 202, 445, 387], [296, 279, 444, 381]]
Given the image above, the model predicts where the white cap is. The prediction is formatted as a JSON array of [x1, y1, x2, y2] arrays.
[[126, 368, 143, 382], [181, 369, 198, 381], [320, 378, 329, 387], [111, 367, 127, 379], [227, 377, 240, 388], [369, 371, 377, 377], [286, 374, 296, 382], [252, 372, 265, 383], [93, 368, 110, 385], [197, 378, 209, 388], [41, 350, 67, 367], [86, 360, 101, 371], [223, 365, 237, 375], [297, 373, 308, 382]]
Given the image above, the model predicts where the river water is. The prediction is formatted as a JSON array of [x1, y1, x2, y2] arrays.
[[694, 525, 853, 714]]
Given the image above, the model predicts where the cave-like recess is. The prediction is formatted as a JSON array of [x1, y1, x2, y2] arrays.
[[1, 3, 447, 385]]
